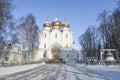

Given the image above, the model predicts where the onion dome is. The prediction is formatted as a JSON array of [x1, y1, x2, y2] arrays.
[[52, 18, 61, 27], [62, 22, 70, 28], [43, 20, 51, 27]]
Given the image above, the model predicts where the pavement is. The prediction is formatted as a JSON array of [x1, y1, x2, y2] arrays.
[[0, 63, 110, 80]]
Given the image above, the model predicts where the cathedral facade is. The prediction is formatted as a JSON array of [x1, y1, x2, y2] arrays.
[[34, 17, 74, 62]]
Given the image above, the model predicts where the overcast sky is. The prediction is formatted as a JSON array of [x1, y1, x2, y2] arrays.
[[12, 0, 118, 49]]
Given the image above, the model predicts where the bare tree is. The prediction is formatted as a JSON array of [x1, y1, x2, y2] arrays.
[[79, 1, 120, 61], [97, 10, 109, 48], [78, 26, 98, 59], [0, 0, 14, 41], [25, 14, 39, 61], [112, 6, 120, 57]]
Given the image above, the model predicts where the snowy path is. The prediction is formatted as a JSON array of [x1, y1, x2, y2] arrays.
[[0, 64, 110, 80]]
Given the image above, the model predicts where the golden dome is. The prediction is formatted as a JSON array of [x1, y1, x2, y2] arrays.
[[43, 21, 51, 27], [43, 23, 51, 27], [52, 18, 61, 27], [52, 21, 61, 27], [62, 22, 70, 28]]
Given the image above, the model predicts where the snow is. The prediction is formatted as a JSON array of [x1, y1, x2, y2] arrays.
[[62, 64, 107, 80], [0, 63, 120, 80], [74, 64, 120, 80], [0, 63, 110, 80], [0, 62, 45, 76]]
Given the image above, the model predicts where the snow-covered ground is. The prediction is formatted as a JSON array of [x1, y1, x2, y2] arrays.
[[74, 64, 120, 80], [0, 62, 45, 76], [0, 63, 114, 80], [0, 63, 120, 80]]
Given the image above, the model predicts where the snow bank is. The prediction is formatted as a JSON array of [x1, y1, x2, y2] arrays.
[[0, 62, 45, 76], [76, 64, 120, 80]]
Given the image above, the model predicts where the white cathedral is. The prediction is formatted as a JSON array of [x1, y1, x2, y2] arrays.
[[34, 17, 79, 63]]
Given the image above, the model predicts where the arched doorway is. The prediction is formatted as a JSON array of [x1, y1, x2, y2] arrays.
[[45, 42, 63, 63], [51, 47, 62, 63], [52, 47, 60, 59]]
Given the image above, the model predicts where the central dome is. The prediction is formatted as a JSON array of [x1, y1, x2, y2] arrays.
[[52, 18, 61, 27]]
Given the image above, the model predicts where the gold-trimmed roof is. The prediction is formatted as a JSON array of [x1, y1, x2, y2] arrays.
[[62, 22, 70, 28], [43, 17, 51, 27], [52, 17, 61, 27], [43, 22, 51, 27], [52, 21, 61, 27]]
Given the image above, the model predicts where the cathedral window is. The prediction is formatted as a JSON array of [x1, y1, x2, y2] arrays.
[[44, 44, 46, 48], [66, 33, 68, 38], [55, 33, 57, 38], [45, 33, 46, 38]]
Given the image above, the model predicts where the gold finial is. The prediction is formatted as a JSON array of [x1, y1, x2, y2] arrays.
[[52, 13, 61, 27], [62, 16, 70, 28], [43, 16, 51, 27]]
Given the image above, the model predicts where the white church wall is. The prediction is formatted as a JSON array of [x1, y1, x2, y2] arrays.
[[39, 31, 44, 48], [50, 29, 62, 45], [62, 30, 73, 49], [39, 30, 50, 49], [34, 49, 44, 61], [44, 27, 50, 31], [46, 50, 52, 60], [70, 32, 74, 48]]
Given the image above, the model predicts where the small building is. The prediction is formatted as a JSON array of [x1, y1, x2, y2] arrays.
[[60, 49, 80, 63], [0, 42, 23, 66]]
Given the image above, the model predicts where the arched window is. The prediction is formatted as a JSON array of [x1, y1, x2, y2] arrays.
[[55, 33, 57, 38], [44, 44, 46, 48], [66, 33, 68, 38], [45, 33, 46, 38]]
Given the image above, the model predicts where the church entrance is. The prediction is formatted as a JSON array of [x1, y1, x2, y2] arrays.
[[45, 42, 63, 63], [50, 47, 62, 63]]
